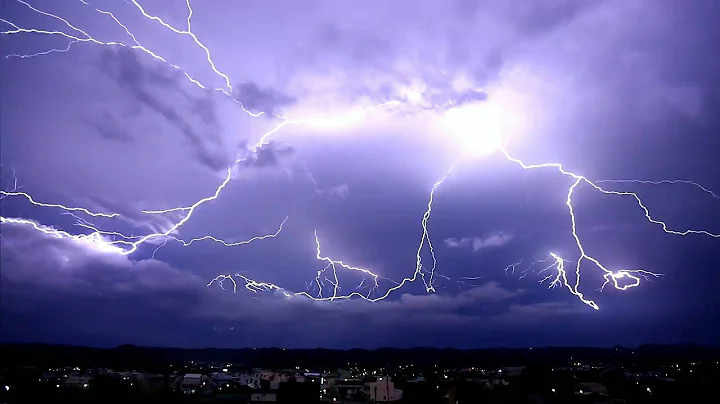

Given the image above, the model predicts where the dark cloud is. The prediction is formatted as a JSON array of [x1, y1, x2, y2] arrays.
[[98, 48, 230, 171], [240, 141, 296, 169], [233, 82, 296, 115], [0, 224, 212, 345], [82, 111, 135, 144], [0, 224, 590, 348]]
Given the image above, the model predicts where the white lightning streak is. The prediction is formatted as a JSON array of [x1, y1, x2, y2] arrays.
[[596, 179, 720, 200], [2, 0, 717, 311], [0, 190, 118, 218]]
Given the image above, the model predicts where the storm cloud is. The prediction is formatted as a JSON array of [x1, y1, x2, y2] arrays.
[[98, 48, 230, 171], [1, 0, 719, 348]]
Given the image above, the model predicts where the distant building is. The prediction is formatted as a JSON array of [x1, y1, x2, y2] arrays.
[[242, 372, 264, 389], [210, 371, 234, 386], [336, 368, 352, 380], [64, 372, 92, 388], [181, 373, 206, 394], [269, 372, 293, 390], [323, 377, 365, 401], [575, 382, 608, 396], [365, 377, 403, 402]]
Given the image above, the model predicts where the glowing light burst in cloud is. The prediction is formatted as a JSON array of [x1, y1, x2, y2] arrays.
[[444, 103, 504, 156], [1, 0, 718, 311]]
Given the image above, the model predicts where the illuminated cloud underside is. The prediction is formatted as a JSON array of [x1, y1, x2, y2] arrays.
[[1, 0, 718, 311]]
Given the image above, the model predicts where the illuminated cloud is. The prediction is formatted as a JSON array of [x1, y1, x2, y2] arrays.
[[444, 233, 514, 252], [1, 0, 719, 347], [0, 223, 591, 347]]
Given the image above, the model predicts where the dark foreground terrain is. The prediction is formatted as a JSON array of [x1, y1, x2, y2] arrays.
[[3, 343, 719, 369], [0, 343, 718, 403]]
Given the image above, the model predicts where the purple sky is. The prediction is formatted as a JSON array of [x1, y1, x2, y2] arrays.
[[1, 0, 719, 349]]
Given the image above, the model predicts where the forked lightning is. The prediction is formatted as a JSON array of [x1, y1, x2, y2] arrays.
[[2, 0, 718, 310]]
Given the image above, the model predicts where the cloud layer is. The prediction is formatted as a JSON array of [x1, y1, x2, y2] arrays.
[[1, 0, 720, 348], [445, 233, 514, 252], [0, 223, 590, 348]]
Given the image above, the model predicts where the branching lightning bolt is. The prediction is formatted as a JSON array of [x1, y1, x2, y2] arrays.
[[2, 0, 717, 311], [0, 0, 404, 290], [0, 190, 118, 218], [503, 261, 523, 275], [596, 179, 720, 200]]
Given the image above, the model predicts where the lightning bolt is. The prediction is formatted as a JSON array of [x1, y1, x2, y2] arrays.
[[167, 217, 288, 247], [596, 179, 720, 201], [496, 149, 711, 309], [503, 261, 523, 275], [0, 164, 288, 256], [312, 230, 382, 300], [0, 0, 403, 270], [0, 0, 401, 304], [0, 190, 118, 218], [2, 0, 717, 311]]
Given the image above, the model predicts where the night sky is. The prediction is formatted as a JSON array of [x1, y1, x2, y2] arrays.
[[1, 0, 719, 349]]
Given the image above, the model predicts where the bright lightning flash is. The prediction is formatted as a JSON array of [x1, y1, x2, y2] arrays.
[[443, 103, 504, 156], [1, 0, 718, 311]]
